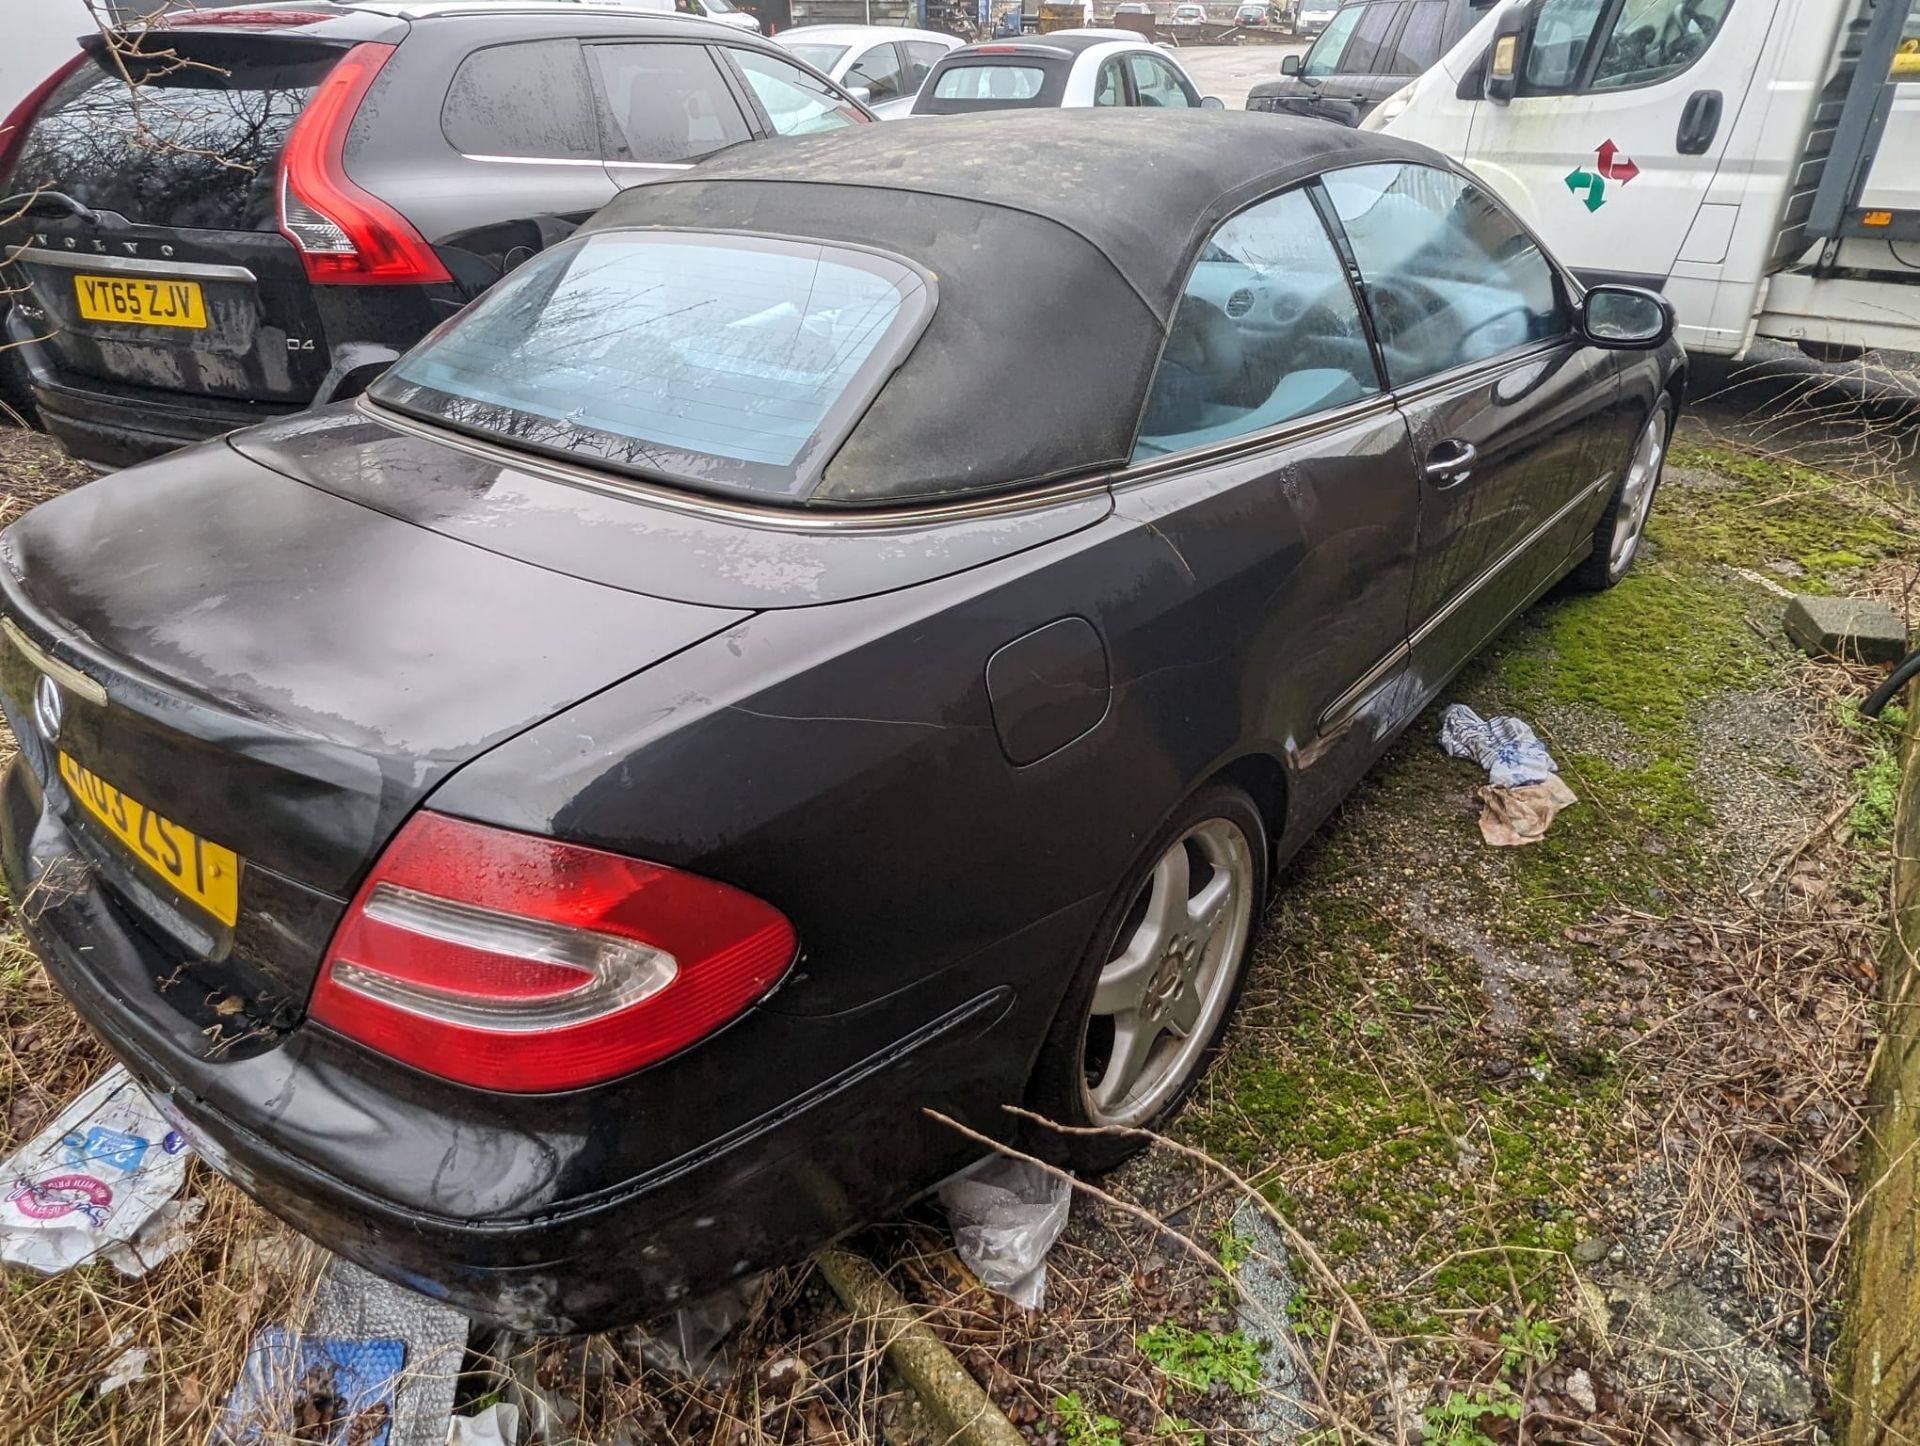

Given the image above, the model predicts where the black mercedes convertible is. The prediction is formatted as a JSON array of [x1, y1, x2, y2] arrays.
[[0, 111, 1680, 1331]]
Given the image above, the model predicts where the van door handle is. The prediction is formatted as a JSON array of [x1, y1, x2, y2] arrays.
[[1677, 89, 1722, 155], [1423, 438, 1478, 485]]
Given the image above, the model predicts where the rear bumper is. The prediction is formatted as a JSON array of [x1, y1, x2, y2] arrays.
[[0, 756, 1019, 1331], [5, 313, 303, 469]]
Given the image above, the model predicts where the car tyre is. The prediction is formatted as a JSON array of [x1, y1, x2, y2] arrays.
[[1568, 397, 1671, 591], [1025, 783, 1268, 1173]]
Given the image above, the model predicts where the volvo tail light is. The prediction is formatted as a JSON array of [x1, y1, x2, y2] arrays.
[[0, 54, 88, 188], [309, 813, 797, 1091], [276, 43, 452, 285]]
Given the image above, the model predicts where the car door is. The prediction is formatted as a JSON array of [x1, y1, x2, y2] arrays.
[[1367, 0, 1447, 114], [843, 41, 908, 105], [1118, 184, 1424, 815], [1126, 49, 1201, 105], [583, 41, 754, 191], [1285, 1, 1403, 121], [1460, 0, 1772, 289], [1320, 161, 1623, 681], [1094, 55, 1128, 105]]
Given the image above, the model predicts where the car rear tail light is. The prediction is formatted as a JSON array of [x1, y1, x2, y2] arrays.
[[309, 813, 797, 1091], [0, 53, 88, 188], [277, 43, 452, 285]]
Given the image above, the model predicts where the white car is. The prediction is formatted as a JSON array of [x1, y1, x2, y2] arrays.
[[1169, 3, 1208, 24], [911, 32, 1220, 112], [777, 25, 964, 118], [563, 0, 764, 31]]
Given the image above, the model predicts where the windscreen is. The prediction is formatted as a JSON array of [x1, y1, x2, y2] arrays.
[[370, 231, 933, 504], [5, 45, 339, 231], [785, 43, 850, 70]]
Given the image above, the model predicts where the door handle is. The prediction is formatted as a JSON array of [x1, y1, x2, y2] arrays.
[[1676, 89, 1722, 155], [1423, 438, 1478, 485]]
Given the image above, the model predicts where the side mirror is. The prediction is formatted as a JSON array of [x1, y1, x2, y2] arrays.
[[1280, 51, 1302, 74], [1580, 285, 1675, 349], [848, 84, 873, 104], [1200, 94, 1226, 108], [1483, 0, 1532, 103]]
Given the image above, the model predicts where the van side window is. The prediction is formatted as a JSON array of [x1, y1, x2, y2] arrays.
[[1589, 0, 1735, 88], [1522, 0, 1607, 89], [1523, 0, 1735, 93], [1323, 163, 1569, 386], [1134, 188, 1380, 459]]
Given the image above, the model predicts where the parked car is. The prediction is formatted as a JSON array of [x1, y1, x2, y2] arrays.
[[0, 1, 868, 468], [0, 110, 1680, 1331], [911, 32, 1219, 110], [1247, 0, 1483, 123], [1295, 0, 1338, 33], [1169, 2, 1209, 24], [1233, 2, 1290, 26], [777, 24, 962, 116]]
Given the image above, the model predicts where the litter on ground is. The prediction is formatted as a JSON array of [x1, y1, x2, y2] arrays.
[[936, 1155, 1072, 1309], [1438, 703, 1580, 845], [0, 1063, 192, 1276]]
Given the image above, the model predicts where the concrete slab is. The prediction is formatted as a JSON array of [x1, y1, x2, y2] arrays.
[[1783, 594, 1909, 664]]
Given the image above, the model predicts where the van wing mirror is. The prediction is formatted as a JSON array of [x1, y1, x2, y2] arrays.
[[1280, 51, 1302, 74], [1483, 0, 1533, 103]]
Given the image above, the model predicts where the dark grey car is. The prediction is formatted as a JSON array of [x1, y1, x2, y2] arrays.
[[1, 112, 1680, 1332], [1248, 0, 1489, 123], [0, 1, 868, 468]]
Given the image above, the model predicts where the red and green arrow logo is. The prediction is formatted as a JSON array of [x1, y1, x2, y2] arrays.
[[1565, 140, 1640, 212]]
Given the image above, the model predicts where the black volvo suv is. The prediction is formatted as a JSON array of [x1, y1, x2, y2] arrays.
[[0, 2, 869, 468]]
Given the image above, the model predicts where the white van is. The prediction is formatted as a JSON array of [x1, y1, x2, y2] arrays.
[[1372, 0, 1920, 358]]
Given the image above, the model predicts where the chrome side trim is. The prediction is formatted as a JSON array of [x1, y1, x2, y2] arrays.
[[354, 397, 1116, 533], [460, 153, 607, 167], [1109, 392, 1401, 489], [1387, 340, 1568, 407], [607, 161, 696, 172], [1, 618, 108, 706], [1316, 640, 1410, 734], [10, 247, 256, 283], [1407, 473, 1613, 654]]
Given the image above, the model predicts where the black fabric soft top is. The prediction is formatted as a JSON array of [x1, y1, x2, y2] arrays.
[[579, 111, 1455, 508]]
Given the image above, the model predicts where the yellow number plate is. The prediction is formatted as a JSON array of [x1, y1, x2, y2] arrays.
[[58, 752, 240, 925], [72, 274, 207, 329]]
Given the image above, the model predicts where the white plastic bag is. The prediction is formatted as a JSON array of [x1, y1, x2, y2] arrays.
[[937, 1156, 1071, 1310], [1, 1065, 192, 1275]]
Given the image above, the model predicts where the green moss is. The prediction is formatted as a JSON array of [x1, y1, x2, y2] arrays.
[[1661, 443, 1907, 592]]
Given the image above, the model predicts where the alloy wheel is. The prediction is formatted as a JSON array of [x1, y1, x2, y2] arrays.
[[1608, 405, 1670, 578], [1079, 817, 1255, 1127]]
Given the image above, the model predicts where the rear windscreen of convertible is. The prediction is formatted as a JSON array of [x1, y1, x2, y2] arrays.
[[370, 231, 933, 502]]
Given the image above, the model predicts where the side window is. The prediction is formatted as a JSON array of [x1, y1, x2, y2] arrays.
[[1095, 58, 1127, 105], [1323, 163, 1569, 387], [730, 49, 868, 134], [444, 40, 599, 160], [1522, 0, 1608, 89], [1589, 0, 1735, 89], [845, 43, 906, 102], [586, 43, 751, 163], [1134, 188, 1380, 459], [1382, 0, 1447, 74], [1300, 5, 1365, 75], [1338, 2, 1406, 73], [1127, 52, 1198, 106], [901, 40, 951, 90]]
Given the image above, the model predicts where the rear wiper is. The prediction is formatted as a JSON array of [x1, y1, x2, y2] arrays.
[[0, 191, 104, 227]]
